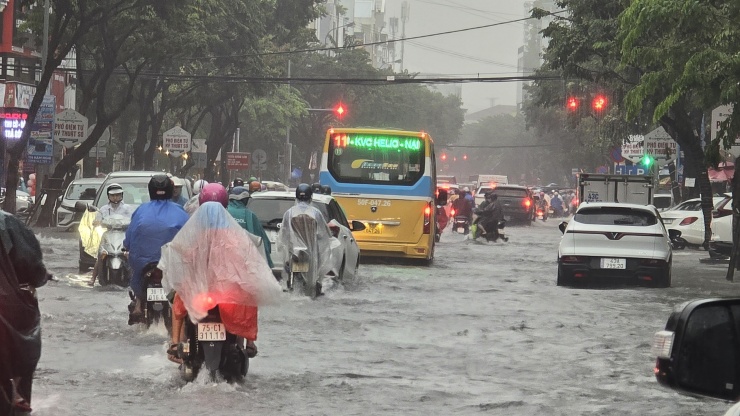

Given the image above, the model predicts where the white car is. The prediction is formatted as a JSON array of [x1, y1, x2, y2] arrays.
[[247, 191, 363, 281], [709, 213, 733, 258], [660, 197, 725, 245], [557, 202, 677, 288]]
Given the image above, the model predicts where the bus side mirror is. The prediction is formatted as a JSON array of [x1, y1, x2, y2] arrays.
[[436, 188, 448, 206], [653, 298, 740, 401], [350, 220, 366, 232]]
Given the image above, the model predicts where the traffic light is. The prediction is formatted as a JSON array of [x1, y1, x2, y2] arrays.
[[566, 96, 579, 112], [440, 153, 447, 161], [592, 94, 607, 114], [334, 102, 346, 119], [463, 154, 468, 160], [641, 154, 654, 168]]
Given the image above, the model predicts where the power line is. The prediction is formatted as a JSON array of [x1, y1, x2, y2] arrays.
[[443, 143, 559, 149]]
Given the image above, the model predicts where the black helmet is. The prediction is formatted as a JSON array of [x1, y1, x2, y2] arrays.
[[233, 177, 244, 187], [311, 182, 322, 194], [296, 183, 313, 202], [148, 173, 174, 200], [320, 185, 332, 195]]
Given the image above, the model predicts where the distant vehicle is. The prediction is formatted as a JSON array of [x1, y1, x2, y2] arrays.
[[0, 188, 34, 214], [660, 197, 725, 246], [470, 174, 508, 189], [261, 180, 289, 192], [437, 175, 456, 185], [319, 128, 446, 264], [652, 193, 674, 211], [652, 298, 740, 407], [247, 190, 364, 281], [577, 173, 654, 205], [57, 177, 105, 229], [473, 184, 534, 225], [557, 202, 680, 288]]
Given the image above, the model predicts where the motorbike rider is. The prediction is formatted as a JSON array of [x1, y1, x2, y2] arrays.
[[277, 183, 333, 293], [536, 191, 549, 221], [226, 186, 274, 268], [124, 174, 189, 323], [161, 186, 281, 363], [248, 180, 262, 194], [0, 209, 51, 414], [232, 177, 244, 188], [475, 192, 504, 240], [171, 178, 189, 207], [184, 179, 208, 214], [451, 188, 474, 222], [89, 184, 135, 287], [550, 192, 564, 218]]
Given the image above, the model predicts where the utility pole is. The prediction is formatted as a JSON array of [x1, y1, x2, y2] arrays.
[[400, 1, 409, 72], [285, 60, 292, 185]]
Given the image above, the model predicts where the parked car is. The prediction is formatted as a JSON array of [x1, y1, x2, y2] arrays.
[[247, 191, 365, 281], [712, 193, 733, 218], [652, 193, 674, 211], [652, 297, 740, 409], [57, 177, 105, 229], [660, 196, 725, 246], [709, 212, 733, 258], [0, 188, 34, 213], [474, 184, 535, 224], [557, 202, 680, 288], [76, 171, 191, 272]]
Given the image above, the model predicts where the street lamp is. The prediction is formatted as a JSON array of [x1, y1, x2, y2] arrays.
[[325, 21, 355, 48]]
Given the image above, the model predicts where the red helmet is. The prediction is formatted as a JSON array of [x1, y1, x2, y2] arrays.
[[198, 183, 228, 208]]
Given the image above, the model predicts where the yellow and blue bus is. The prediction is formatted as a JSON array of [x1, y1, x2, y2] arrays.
[[319, 128, 443, 263]]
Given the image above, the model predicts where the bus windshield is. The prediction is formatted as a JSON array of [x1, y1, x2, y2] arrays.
[[328, 132, 425, 185]]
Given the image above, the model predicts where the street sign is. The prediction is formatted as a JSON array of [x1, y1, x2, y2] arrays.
[[252, 148, 267, 171], [621, 128, 677, 163], [226, 152, 250, 170], [615, 165, 648, 175], [192, 152, 207, 169], [54, 109, 88, 148], [87, 123, 111, 145], [162, 126, 191, 156], [712, 104, 733, 141], [88, 146, 107, 158], [27, 95, 55, 164]]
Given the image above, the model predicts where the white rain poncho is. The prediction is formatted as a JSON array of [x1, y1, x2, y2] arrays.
[[277, 201, 333, 294], [159, 201, 282, 322]]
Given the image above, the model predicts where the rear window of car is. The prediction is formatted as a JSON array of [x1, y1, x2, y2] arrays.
[[674, 201, 701, 211], [476, 187, 527, 197], [575, 207, 657, 226], [653, 195, 672, 209], [95, 177, 153, 207], [247, 198, 330, 227]]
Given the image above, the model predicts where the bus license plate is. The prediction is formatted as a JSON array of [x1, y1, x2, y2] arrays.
[[292, 262, 309, 273], [600, 258, 626, 269], [146, 287, 167, 302], [365, 224, 382, 234], [198, 323, 226, 341]]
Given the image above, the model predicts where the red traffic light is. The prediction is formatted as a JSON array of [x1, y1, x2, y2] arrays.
[[335, 103, 346, 119], [592, 95, 607, 112], [566, 96, 579, 111], [440, 153, 447, 161]]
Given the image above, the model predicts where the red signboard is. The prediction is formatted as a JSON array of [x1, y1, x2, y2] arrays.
[[226, 152, 250, 170]]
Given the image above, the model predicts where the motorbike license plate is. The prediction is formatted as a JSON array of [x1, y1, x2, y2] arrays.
[[198, 323, 227, 341], [292, 262, 310, 273], [600, 258, 626, 269], [146, 287, 167, 302], [457, 227, 465, 233]]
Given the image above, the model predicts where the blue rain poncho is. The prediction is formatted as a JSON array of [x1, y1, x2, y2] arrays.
[[124, 200, 189, 296]]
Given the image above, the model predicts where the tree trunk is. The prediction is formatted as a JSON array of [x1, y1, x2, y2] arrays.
[[727, 155, 740, 281]]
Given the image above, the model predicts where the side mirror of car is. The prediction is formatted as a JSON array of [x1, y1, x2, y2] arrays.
[[653, 298, 740, 401], [558, 221, 568, 234], [350, 220, 366, 232]]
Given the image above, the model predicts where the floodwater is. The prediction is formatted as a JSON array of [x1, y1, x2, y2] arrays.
[[28, 221, 735, 415]]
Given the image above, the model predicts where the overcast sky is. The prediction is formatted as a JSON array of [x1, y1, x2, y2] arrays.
[[383, 0, 531, 114]]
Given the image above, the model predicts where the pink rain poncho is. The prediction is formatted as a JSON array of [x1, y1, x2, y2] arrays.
[[159, 202, 282, 337]]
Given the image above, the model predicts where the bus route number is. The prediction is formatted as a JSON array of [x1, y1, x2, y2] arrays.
[[358, 199, 392, 207]]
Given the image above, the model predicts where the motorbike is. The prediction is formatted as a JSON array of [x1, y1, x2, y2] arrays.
[[128, 262, 172, 333], [97, 214, 131, 286], [283, 213, 325, 298], [435, 205, 448, 242], [178, 306, 248, 383], [472, 218, 509, 242], [449, 208, 471, 235]]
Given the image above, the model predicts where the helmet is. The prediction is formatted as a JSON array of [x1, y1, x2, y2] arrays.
[[199, 183, 228, 208], [107, 183, 123, 206], [295, 183, 313, 202], [193, 179, 208, 195], [311, 183, 322, 194], [248, 181, 261, 193], [463, 186, 470, 192], [229, 185, 250, 201], [248, 177, 257, 182], [321, 185, 332, 195], [233, 178, 244, 187], [148, 174, 174, 200]]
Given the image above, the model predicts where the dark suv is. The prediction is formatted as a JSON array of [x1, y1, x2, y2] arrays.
[[480, 185, 535, 225]]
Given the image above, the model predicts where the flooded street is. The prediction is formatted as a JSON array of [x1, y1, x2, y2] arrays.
[[30, 221, 735, 415]]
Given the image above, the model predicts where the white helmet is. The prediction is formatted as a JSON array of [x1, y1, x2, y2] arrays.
[[193, 179, 209, 195], [463, 186, 470, 192]]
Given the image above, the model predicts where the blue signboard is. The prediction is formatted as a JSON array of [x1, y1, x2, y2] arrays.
[[614, 165, 648, 175], [26, 95, 55, 164]]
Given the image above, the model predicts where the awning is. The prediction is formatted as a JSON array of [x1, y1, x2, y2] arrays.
[[708, 162, 735, 183]]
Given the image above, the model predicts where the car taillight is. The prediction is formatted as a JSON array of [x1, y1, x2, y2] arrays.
[[423, 203, 432, 234], [523, 199, 531, 208], [450, 208, 456, 217], [560, 256, 583, 263], [679, 217, 698, 226]]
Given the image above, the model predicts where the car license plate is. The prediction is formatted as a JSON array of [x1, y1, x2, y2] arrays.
[[662, 219, 673, 224], [198, 323, 226, 341], [292, 261, 309, 273], [146, 287, 167, 302], [600, 258, 626, 269], [457, 227, 465, 233], [365, 223, 382, 234]]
